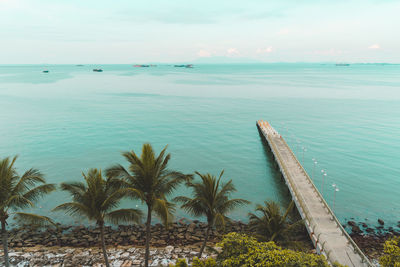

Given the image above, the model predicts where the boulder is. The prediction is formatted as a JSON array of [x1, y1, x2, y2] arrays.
[[347, 221, 357, 227]]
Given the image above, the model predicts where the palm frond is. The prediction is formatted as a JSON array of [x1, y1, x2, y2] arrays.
[[60, 182, 86, 197], [281, 200, 295, 221], [176, 171, 248, 230], [153, 198, 175, 227], [105, 164, 131, 179], [105, 208, 143, 225], [4, 195, 33, 210], [218, 198, 250, 213], [1, 156, 53, 213], [180, 198, 206, 217], [12, 168, 45, 194], [172, 196, 191, 203], [123, 187, 145, 201], [14, 212, 57, 227], [248, 200, 303, 242], [23, 184, 56, 203], [101, 188, 128, 211], [53, 202, 90, 217], [214, 213, 226, 229]]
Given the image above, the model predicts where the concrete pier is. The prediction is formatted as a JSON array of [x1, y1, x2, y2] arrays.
[[257, 120, 373, 267]]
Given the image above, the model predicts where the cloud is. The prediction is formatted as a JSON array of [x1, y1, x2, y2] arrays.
[[197, 49, 212, 57], [277, 28, 290, 35], [257, 46, 273, 54], [368, 44, 380, 49], [227, 48, 239, 56]]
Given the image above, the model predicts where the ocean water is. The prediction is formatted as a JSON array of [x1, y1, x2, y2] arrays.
[[0, 63, 399, 228]]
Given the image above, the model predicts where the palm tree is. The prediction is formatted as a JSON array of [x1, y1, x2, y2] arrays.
[[174, 170, 250, 258], [248, 200, 303, 243], [54, 168, 143, 267], [0, 156, 56, 267], [106, 143, 189, 267]]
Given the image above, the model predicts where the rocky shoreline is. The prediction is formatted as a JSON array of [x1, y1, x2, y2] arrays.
[[1, 245, 214, 267], [2, 219, 399, 266], [345, 219, 400, 260], [1, 220, 311, 266], [6, 220, 249, 248]]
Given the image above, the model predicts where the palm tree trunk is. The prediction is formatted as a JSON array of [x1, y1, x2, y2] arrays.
[[144, 205, 152, 267], [99, 222, 110, 267], [1, 220, 10, 267], [199, 225, 211, 258]]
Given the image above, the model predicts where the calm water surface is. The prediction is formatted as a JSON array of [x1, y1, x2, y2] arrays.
[[0, 64, 399, 228]]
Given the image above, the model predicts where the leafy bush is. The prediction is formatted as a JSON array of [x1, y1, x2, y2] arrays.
[[380, 237, 400, 267], [170, 233, 347, 267], [171, 258, 188, 267], [192, 257, 217, 267], [216, 232, 331, 267]]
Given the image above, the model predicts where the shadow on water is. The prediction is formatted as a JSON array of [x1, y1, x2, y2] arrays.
[[256, 126, 302, 220], [256, 127, 291, 206]]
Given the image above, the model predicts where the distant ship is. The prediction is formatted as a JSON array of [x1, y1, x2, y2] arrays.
[[335, 63, 350, 66], [76, 64, 84, 66], [174, 64, 194, 68], [93, 69, 103, 72], [133, 64, 150, 67], [42, 70, 49, 73]]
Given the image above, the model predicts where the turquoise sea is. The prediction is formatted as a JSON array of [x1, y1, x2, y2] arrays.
[[1, 63, 399, 228]]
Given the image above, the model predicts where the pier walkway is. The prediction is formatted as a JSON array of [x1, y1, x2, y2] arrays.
[[257, 120, 373, 267]]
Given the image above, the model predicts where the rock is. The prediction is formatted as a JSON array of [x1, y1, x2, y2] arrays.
[[132, 259, 141, 266], [188, 223, 196, 233], [378, 219, 385, 226], [121, 260, 133, 267], [120, 252, 130, 259], [165, 245, 174, 254], [347, 221, 357, 227], [150, 259, 159, 266], [160, 258, 169, 266], [112, 260, 124, 267], [351, 225, 362, 234]]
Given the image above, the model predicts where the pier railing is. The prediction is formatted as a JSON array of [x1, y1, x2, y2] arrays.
[[258, 121, 373, 266]]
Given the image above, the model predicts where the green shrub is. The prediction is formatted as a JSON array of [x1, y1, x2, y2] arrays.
[[171, 233, 348, 267], [171, 258, 188, 267], [216, 232, 331, 267], [380, 237, 400, 267], [192, 257, 217, 267]]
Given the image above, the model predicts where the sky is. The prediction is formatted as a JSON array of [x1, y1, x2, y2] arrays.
[[0, 0, 399, 64]]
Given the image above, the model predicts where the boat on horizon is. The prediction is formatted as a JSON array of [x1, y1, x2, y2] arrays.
[[174, 64, 194, 68], [93, 69, 103, 72], [133, 64, 150, 67]]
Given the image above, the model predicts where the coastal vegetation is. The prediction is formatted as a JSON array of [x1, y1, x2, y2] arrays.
[[54, 168, 143, 267], [105, 144, 190, 267], [170, 233, 343, 267], [174, 170, 249, 257], [0, 156, 56, 267], [248, 200, 303, 243], [2, 145, 395, 266], [380, 236, 400, 266]]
